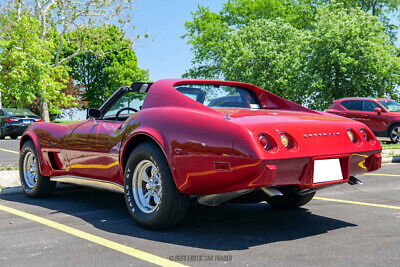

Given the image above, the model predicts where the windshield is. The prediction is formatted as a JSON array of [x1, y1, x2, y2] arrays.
[[378, 101, 400, 112], [174, 84, 261, 109], [103, 91, 146, 119]]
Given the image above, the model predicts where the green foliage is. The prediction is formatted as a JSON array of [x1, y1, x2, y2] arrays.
[[66, 25, 149, 108], [183, 0, 315, 78], [221, 19, 311, 103], [0, 14, 74, 115], [184, 1, 400, 110], [307, 3, 400, 109]]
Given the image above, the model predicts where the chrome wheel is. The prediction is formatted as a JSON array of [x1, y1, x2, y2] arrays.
[[23, 151, 38, 188], [391, 126, 400, 143], [132, 160, 162, 213]]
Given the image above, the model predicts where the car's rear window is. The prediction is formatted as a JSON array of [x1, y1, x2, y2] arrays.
[[379, 101, 400, 112], [4, 109, 37, 116], [174, 84, 261, 109]]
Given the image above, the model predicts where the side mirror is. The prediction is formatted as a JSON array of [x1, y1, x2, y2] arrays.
[[88, 108, 102, 119], [373, 107, 382, 115]]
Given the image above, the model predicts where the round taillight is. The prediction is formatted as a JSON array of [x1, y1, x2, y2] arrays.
[[280, 133, 289, 148], [258, 134, 269, 150], [360, 128, 368, 140], [347, 129, 355, 143]]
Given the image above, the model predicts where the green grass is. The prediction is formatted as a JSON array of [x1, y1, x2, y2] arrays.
[[380, 142, 400, 150], [0, 166, 18, 171], [52, 120, 81, 124]]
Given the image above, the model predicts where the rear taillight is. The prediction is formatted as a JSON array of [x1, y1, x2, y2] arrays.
[[34, 118, 42, 122], [5, 118, 18, 123], [360, 128, 368, 140], [347, 129, 356, 143], [258, 134, 270, 150]]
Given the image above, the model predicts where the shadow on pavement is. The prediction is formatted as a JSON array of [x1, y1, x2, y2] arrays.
[[0, 187, 356, 251]]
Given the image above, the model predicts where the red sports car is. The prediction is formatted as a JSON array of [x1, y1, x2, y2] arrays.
[[19, 79, 382, 229], [327, 97, 400, 143]]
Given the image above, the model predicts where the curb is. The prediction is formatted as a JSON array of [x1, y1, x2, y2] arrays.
[[382, 156, 400, 163], [0, 186, 23, 195]]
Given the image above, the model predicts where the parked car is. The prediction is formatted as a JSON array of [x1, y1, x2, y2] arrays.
[[327, 98, 400, 143], [19, 79, 382, 229], [0, 108, 41, 139]]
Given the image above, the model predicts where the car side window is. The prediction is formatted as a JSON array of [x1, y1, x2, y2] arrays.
[[341, 100, 363, 111], [363, 101, 380, 112]]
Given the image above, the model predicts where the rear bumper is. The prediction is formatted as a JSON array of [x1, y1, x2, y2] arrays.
[[2, 124, 29, 136], [178, 151, 381, 195]]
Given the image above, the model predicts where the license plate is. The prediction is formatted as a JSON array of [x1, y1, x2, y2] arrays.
[[23, 119, 30, 124], [313, 158, 343, 183]]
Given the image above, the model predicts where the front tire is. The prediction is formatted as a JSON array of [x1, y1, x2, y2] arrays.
[[266, 192, 315, 210], [19, 141, 56, 198], [124, 142, 190, 229], [389, 124, 400, 143], [10, 134, 18, 140]]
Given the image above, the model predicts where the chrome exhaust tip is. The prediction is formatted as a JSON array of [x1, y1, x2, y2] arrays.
[[197, 189, 253, 206], [261, 187, 283, 197], [348, 176, 362, 185]]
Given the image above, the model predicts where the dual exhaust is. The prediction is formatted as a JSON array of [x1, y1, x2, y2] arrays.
[[197, 176, 362, 206]]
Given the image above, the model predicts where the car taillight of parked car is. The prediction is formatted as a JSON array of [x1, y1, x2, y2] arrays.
[[34, 118, 42, 122], [5, 118, 18, 123]]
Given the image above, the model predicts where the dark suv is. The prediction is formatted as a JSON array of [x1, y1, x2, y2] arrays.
[[327, 98, 400, 143], [0, 108, 41, 139]]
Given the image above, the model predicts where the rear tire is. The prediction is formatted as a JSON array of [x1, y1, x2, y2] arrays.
[[19, 141, 56, 198], [10, 134, 18, 140], [124, 142, 190, 229], [266, 192, 315, 210], [389, 124, 400, 143]]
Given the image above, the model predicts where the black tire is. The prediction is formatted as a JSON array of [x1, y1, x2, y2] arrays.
[[389, 124, 400, 143], [10, 134, 18, 140], [19, 141, 56, 198], [124, 142, 190, 229], [266, 192, 315, 210], [0, 129, 5, 139]]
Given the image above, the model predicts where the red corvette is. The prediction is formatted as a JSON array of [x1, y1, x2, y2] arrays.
[[19, 79, 382, 229]]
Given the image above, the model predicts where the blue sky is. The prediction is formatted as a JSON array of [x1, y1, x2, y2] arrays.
[[132, 0, 224, 81]]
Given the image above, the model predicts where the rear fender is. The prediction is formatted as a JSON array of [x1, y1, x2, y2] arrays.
[[120, 128, 175, 183]]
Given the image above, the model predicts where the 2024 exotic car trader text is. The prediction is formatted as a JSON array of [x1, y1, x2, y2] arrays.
[[19, 79, 382, 229]]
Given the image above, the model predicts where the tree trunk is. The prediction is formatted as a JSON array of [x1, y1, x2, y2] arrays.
[[39, 96, 50, 122]]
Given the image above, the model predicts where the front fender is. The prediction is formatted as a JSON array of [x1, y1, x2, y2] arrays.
[[20, 129, 50, 176]]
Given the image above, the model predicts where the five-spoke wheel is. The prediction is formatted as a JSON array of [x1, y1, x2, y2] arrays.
[[124, 142, 189, 229], [132, 160, 162, 213], [22, 151, 38, 189], [19, 140, 56, 197], [389, 124, 400, 143]]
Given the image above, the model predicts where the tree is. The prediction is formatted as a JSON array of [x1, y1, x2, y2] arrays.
[[307, 3, 400, 109], [0, 14, 74, 116], [308, 0, 400, 39], [185, 2, 400, 109], [66, 25, 149, 108], [184, 0, 400, 79], [220, 19, 311, 104], [183, 0, 314, 78], [0, 0, 135, 121]]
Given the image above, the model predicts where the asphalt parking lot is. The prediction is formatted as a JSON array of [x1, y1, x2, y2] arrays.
[[0, 140, 399, 266], [0, 139, 19, 167]]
